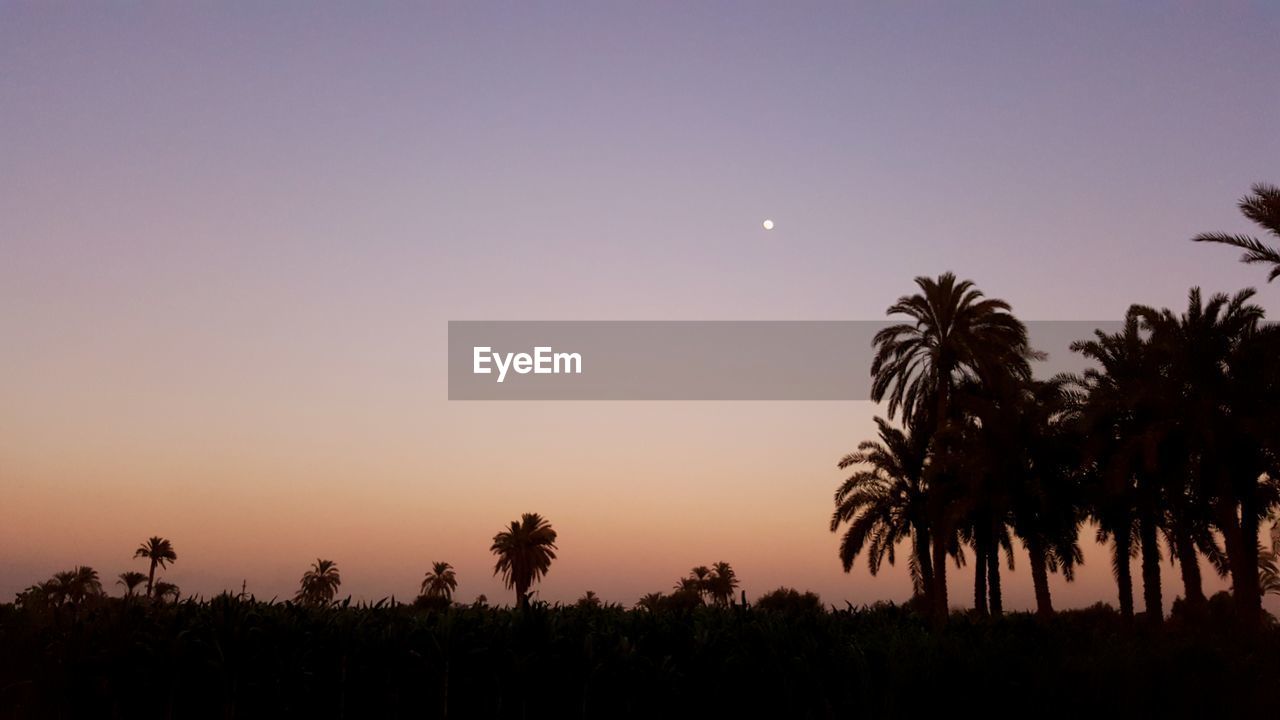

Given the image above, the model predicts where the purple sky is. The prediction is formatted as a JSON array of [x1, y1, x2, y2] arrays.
[[2, 3, 1279, 609]]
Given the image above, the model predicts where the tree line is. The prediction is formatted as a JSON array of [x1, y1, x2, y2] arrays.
[[833, 183, 1280, 626]]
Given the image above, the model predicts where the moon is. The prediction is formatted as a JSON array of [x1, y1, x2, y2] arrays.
[[762, 219, 775, 231]]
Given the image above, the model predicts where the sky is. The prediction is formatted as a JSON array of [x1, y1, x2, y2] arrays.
[[2, 2, 1279, 612]]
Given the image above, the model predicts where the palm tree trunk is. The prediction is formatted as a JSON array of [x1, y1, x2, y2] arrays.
[[1173, 529, 1205, 614], [914, 527, 934, 600], [1238, 491, 1263, 627], [1215, 497, 1258, 625], [931, 532, 948, 627], [1114, 517, 1134, 621], [1139, 512, 1163, 621], [147, 559, 157, 599], [973, 532, 988, 616], [1028, 536, 1053, 616], [987, 543, 1002, 616]]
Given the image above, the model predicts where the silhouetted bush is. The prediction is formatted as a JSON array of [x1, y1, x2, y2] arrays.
[[755, 587, 823, 613]]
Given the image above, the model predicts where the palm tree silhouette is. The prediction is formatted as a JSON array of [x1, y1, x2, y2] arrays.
[[490, 513, 557, 607], [152, 581, 180, 603], [871, 272, 1036, 624], [1007, 379, 1084, 616], [117, 571, 148, 598], [420, 561, 458, 601], [706, 562, 739, 606], [152, 576, 180, 599], [296, 559, 341, 606], [635, 592, 665, 611], [688, 566, 712, 602], [831, 416, 934, 598], [1134, 288, 1278, 625], [1069, 316, 1149, 620], [43, 566, 103, 606], [134, 536, 177, 599], [1193, 182, 1280, 281], [1070, 289, 1280, 625]]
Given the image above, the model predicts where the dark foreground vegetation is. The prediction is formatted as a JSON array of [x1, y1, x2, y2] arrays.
[[2, 596, 1277, 719]]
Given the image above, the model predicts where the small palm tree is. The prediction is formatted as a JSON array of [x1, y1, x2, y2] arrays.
[[117, 571, 148, 597], [831, 416, 933, 597], [490, 513, 558, 607], [296, 559, 341, 606], [45, 566, 103, 606], [134, 536, 177, 599], [1193, 182, 1280, 280], [420, 561, 458, 601], [636, 592, 665, 611], [152, 581, 181, 603], [576, 590, 602, 608]]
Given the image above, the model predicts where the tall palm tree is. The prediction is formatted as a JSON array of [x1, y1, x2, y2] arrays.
[[1192, 182, 1280, 281], [134, 536, 177, 599], [1135, 288, 1275, 625], [296, 559, 341, 606], [490, 513, 557, 607], [117, 571, 148, 598], [1006, 379, 1084, 616], [831, 416, 934, 599], [420, 561, 458, 601], [871, 272, 1036, 624], [1069, 316, 1149, 621]]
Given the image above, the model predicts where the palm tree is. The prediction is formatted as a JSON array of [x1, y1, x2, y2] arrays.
[[1070, 315, 1172, 621], [1192, 182, 1280, 281], [689, 566, 713, 602], [831, 416, 933, 599], [871, 272, 1036, 624], [134, 536, 177, 599], [636, 592, 665, 611], [420, 561, 458, 601], [1008, 376, 1080, 617], [1134, 288, 1276, 625], [576, 590, 602, 608], [152, 581, 181, 604], [1069, 316, 1150, 620], [117, 571, 148, 598], [490, 513, 557, 607], [706, 562, 739, 606], [295, 559, 341, 606], [43, 566, 103, 606]]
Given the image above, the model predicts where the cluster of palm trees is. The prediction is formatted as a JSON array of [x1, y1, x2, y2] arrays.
[[635, 562, 741, 611], [676, 562, 741, 605], [834, 183, 1280, 626], [18, 536, 182, 609]]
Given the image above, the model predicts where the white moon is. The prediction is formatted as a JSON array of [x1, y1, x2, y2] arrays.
[[762, 219, 775, 230]]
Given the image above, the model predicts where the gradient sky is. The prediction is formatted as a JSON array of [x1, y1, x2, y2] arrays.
[[2, 2, 1279, 612]]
